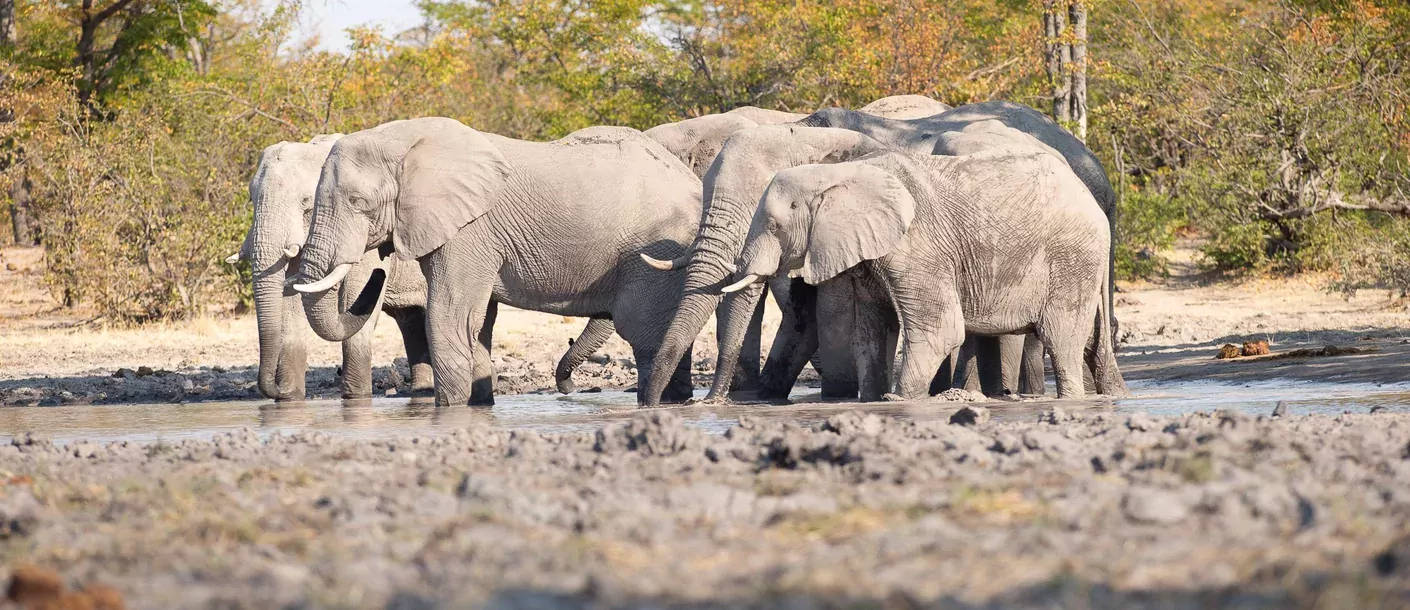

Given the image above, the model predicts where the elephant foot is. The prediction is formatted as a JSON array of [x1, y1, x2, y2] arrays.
[[685, 395, 732, 406], [820, 380, 859, 402], [882, 393, 906, 402]]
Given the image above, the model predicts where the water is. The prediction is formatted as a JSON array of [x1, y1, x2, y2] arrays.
[[2, 379, 1409, 445]]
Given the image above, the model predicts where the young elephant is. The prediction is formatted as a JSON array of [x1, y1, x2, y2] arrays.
[[292, 118, 702, 407], [726, 148, 1127, 400], [236, 135, 611, 400]]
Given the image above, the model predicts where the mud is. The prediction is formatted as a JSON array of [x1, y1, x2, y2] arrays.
[[1, 408, 1408, 608]]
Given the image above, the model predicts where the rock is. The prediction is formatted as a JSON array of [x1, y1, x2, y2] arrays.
[[112, 368, 136, 379], [1374, 535, 1410, 576], [1272, 401, 1289, 417], [1241, 340, 1271, 356], [181, 378, 195, 392], [821, 411, 884, 436], [1215, 344, 1242, 359], [385, 388, 398, 397], [135, 366, 155, 378], [1038, 407, 1070, 424], [1123, 487, 1190, 524], [595, 411, 703, 456], [949, 405, 991, 426], [6, 565, 62, 605], [1370, 406, 1388, 414]]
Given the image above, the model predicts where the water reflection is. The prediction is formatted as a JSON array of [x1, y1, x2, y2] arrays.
[[1, 379, 1408, 445]]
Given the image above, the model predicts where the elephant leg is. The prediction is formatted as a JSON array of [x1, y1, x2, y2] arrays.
[[974, 335, 1005, 397], [633, 343, 694, 404], [340, 312, 377, 399], [997, 334, 1024, 394], [816, 278, 859, 401], [1037, 306, 1098, 400], [947, 336, 982, 393], [390, 307, 435, 393], [889, 278, 965, 400], [853, 295, 898, 403], [757, 278, 819, 400], [930, 346, 962, 395], [472, 300, 497, 405], [555, 317, 615, 394], [1086, 282, 1131, 397], [421, 249, 496, 408], [1019, 334, 1046, 395]]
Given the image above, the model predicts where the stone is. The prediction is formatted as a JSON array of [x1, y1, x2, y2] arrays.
[[949, 405, 991, 426], [1123, 487, 1190, 524], [1241, 340, 1271, 356]]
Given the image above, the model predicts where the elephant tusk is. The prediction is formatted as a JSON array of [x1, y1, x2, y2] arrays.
[[640, 243, 696, 271], [224, 252, 242, 265], [283, 244, 301, 259], [292, 263, 353, 293], [721, 274, 762, 294]]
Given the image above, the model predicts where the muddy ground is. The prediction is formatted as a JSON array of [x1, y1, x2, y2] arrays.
[[4, 243, 1410, 608], [1, 409, 1408, 608]]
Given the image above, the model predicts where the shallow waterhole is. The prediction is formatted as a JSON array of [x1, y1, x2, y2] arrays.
[[2, 379, 1408, 445]]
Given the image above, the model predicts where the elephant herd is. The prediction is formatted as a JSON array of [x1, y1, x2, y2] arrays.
[[230, 93, 1130, 408]]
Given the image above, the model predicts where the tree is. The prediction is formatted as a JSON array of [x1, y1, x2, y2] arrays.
[[1044, 0, 1087, 140]]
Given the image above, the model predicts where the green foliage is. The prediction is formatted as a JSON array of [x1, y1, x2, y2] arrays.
[[2, 0, 1408, 321]]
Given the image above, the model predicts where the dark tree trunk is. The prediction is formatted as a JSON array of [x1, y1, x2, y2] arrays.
[[1069, 1, 1088, 141], [9, 168, 33, 246], [1044, 1, 1071, 125], [0, 0, 16, 48]]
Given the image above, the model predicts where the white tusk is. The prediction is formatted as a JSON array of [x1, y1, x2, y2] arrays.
[[640, 248, 692, 271], [292, 263, 353, 293], [283, 244, 301, 258], [224, 252, 241, 265], [721, 274, 762, 294]]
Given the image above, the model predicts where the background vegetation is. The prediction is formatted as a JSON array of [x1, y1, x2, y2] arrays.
[[0, 0, 1406, 321]]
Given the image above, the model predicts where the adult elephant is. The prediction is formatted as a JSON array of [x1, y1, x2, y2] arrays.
[[291, 118, 702, 407], [727, 145, 1126, 400], [859, 94, 951, 119], [640, 101, 1117, 405], [231, 135, 611, 401]]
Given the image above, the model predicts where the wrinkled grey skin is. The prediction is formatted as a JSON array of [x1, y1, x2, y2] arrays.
[[733, 149, 1127, 400], [235, 135, 433, 400], [642, 101, 1115, 405], [795, 102, 1117, 397], [294, 118, 702, 407], [858, 94, 951, 119], [236, 136, 610, 401], [640, 125, 891, 405]]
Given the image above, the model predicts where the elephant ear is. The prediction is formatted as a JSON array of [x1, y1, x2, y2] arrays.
[[393, 126, 510, 259], [801, 163, 915, 284]]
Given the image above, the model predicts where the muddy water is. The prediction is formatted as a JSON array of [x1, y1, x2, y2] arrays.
[[2, 379, 1409, 444]]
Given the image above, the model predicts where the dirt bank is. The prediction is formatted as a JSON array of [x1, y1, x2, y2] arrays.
[[1, 409, 1407, 608]]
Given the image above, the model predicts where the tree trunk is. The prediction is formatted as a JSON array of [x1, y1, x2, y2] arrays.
[[1044, 1, 1071, 125], [1069, 0, 1088, 141], [0, 0, 16, 48], [9, 168, 33, 246]]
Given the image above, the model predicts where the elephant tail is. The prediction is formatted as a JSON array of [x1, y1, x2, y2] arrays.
[[556, 318, 616, 394]]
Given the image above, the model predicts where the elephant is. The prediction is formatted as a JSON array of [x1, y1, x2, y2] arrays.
[[640, 100, 1117, 405], [234, 134, 613, 401], [725, 146, 1127, 400], [290, 117, 703, 407], [858, 94, 951, 119]]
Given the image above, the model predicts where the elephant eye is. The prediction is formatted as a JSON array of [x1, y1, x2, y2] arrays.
[[789, 201, 798, 210]]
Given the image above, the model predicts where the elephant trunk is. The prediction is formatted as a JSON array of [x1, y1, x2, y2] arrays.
[[252, 257, 307, 400], [298, 210, 386, 342], [703, 285, 767, 399], [300, 249, 387, 343]]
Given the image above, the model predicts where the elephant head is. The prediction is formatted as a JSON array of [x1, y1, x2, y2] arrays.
[[644, 113, 759, 178], [235, 134, 341, 400], [639, 125, 888, 404], [727, 160, 916, 289], [858, 94, 951, 120], [292, 117, 509, 342]]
